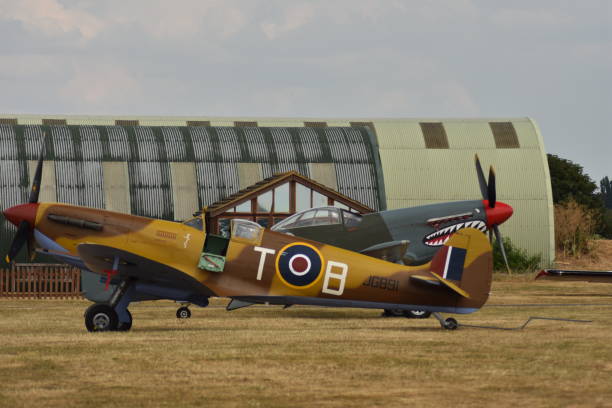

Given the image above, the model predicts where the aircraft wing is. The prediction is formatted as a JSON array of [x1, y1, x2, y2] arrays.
[[360, 240, 410, 264], [76, 243, 216, 297], [536, 269, 612, 283]]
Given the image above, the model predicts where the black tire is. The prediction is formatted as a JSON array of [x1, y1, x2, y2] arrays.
[[382, 309, 404, 317], [117, 309, 132, 331], [444, 317, 458, 330], [176, 306, 191, 319], [405, 310, 432, 319], [85, 304, 118, 332]]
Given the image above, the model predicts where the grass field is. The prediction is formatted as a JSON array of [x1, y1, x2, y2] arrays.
[[1, 276, 611, 408]]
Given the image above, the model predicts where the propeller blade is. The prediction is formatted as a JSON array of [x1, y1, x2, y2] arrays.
[[474, 154, 488, 201], [28, 134, 46, 204], [488, 167, 496, 208], [493, 225, 512, 274], [5, 221, 30, 263], [27, 233, 36, 261]]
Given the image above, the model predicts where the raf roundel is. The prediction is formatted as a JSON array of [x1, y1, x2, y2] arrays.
[[276, 242, 324, 288]]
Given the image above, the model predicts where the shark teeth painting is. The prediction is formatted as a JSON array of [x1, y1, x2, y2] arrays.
[[423, 221, 487, 247]]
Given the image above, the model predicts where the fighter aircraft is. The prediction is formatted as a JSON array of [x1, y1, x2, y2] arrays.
[[536, 269, 612, 283], [270, 155, 512, 317], [3, 141, 493, 332], [271, 155, 513, 268]]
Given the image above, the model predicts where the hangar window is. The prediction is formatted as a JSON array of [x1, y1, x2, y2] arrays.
[[234, 121, 258, 127], [420, 123, 449, 149], [304, 122, 328, 128], [490, 122, 520, 148], [187, 120, 211, 127], [116, 120, 139, 126], [350, 121, 378, 138], [42, 118, 67, 125]]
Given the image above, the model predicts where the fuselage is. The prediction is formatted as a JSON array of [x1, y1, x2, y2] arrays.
[[3, 201, 492, 313]]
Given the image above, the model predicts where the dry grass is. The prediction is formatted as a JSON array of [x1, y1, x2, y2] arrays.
[[1, 279, 611, 408], [554, 199, 598, 257], [555, 239, 612, 271]]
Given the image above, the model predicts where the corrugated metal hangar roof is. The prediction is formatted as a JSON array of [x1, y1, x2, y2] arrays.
[[0, 115, 554, 266]]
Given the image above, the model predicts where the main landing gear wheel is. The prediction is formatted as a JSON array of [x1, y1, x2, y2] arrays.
[[382, 309, 404, 317], [117, 309, 132, 332], [85, 304, 118, 332], [405, 310, 432, 319], [381, 309, 432, 318], [176, 306, 191, 319]]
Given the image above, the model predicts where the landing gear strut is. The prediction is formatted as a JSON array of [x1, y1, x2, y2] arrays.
[[84, 276, 135, 332], [433, 312, 459, 330]]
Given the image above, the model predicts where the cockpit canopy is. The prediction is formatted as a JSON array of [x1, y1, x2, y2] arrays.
[[271, 206, 362, 231]]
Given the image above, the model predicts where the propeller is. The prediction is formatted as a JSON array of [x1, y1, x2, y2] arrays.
[[474, 154, 512, 273], [4, 134, 46, 263]]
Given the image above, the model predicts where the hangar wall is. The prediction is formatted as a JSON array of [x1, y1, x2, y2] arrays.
[[0, 115, 554, 266]]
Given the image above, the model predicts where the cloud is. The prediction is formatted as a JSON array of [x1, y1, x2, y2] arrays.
[[261, 3, 316, 40], [0, 0, 105, 41], [59, 64, 141, 107]]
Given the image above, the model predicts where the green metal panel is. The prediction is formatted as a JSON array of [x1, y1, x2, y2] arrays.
[[0, 115, 554, 265]]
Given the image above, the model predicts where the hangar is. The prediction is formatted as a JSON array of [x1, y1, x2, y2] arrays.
[[0, 115, 554, 266]]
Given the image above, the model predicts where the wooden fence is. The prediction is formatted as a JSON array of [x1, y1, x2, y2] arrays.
[[0, 264, 82, 299]]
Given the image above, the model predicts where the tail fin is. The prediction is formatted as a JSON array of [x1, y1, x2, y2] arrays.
[[429, 227, 493, 308]]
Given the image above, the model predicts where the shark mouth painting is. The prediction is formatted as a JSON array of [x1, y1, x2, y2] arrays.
[[423, 220, 487, 247]]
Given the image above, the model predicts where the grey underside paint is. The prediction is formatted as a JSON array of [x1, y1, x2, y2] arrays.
[[230, 295, 477, 315], [76, 244, 215, 304]]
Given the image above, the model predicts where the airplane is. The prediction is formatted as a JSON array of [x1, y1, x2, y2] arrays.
[[536, 269, 612, 283], [270, 155, 513, 317], [271, 155, 513, 268], [3, 141, 494, 332]]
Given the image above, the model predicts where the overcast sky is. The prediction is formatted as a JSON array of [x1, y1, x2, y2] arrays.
[[0, 0, 610, 184]]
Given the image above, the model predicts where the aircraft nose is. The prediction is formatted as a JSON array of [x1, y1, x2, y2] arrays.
[[484, 201, 513, 227], [3, 203, 39, 227]]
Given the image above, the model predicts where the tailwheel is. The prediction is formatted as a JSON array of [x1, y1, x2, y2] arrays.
[[176, 306, 191, 319], [85, 303, 118, 332], [443, 317, 458, 330], [433, 312, 459, 330], [117, 309, 132, 331]]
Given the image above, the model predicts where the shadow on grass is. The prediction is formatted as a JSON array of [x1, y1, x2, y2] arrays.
[[530, 293, 612, 298]]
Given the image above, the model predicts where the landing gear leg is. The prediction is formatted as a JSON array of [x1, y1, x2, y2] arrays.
[[84, 278, 135, 332], [433, 312, 458, 330]]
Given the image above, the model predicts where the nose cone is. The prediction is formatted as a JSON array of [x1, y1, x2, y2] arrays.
[[483, 200, 513, 227], [3, 203, 39, 227]]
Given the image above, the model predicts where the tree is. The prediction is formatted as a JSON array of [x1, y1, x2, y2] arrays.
[[601, 176, 612, 209], [547, 154, 609, 238], [547, 154, 602, 209]]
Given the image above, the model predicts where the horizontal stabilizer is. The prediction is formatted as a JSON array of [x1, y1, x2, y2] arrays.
[[410, 274, 442, 286], [429, 271, 471, 298], [409, 273, 471, 298], [361, 240, 410, 263]]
